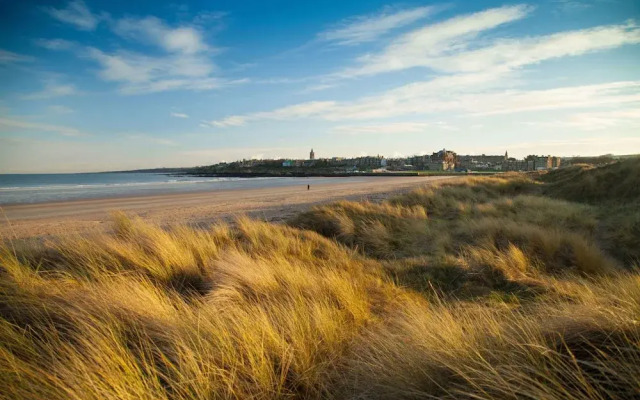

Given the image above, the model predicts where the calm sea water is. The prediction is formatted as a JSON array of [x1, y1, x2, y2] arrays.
[[0, 173, 361, 204]]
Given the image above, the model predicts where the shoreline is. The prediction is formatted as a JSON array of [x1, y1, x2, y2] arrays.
[[0, 176, 367, 207], [0, 175, 458, 240]]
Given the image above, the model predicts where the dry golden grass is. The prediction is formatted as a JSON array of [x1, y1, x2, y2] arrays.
[[2, 162, 640, 399], [541, 157, 640, 203], [1, 216, 409, 399]]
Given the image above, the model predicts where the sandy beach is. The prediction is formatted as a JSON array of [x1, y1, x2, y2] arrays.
[[0, 175, 457, 239]]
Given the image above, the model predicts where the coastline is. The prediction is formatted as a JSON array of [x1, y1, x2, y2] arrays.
[[186, 171, 469, 177], [0, 175, 458, 240]]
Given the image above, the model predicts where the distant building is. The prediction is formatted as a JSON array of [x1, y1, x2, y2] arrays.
[[309, 149, 315, 160], [354, 155, 384, 169], [457, 151, 509, 170], [526, 155, 553, 170], [327, 157, 346, 166], [502, 154, 560, 172], [406, 155, 431, 170], [503, 159, 530, 171], [427, 149, 457, 170]]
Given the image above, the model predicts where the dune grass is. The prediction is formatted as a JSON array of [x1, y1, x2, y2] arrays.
[[2, 159, 640, 399], [541, 157, 640, 203]]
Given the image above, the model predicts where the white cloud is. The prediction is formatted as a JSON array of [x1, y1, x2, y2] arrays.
[[210, 78, 640, 124], [44, 0, 98, 31], [75, 13, 236, 94], [429, 22, 640, 74], [0, 116, 84, 137], [87, 49, 155, 84], [208, 101, 337, 127], [335, 80, 640, 120], [209, 115, 248, 127], [0, 49, 33, 64], [34, 38, 76, 51], [339, 4, 532, 77], [86, 47, 226, 94], [34, 7, 232, 95], [318, 5, 438, 45], [22, 82, 78, 100], [254, 101, 337, 119], [113, 16, 210, 54], [337, 4, 640, 79], [210, 71, 506, 124], [300, 83, 338, 93], [170, 112, 189, 118]]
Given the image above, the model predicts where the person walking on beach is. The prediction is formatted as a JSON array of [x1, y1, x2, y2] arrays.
[[307, 184, 310, 190]]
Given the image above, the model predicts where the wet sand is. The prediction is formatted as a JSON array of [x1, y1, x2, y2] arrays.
[[0, 175, 457, 239]]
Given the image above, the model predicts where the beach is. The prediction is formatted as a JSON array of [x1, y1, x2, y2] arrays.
[[0, 175, 457, 239]]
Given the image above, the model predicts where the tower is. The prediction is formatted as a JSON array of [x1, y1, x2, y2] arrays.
[[309, 148, 315, 160], [505, 150, 509, 160]]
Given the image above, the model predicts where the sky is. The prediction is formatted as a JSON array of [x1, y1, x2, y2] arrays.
[[0, 0, 639, 173]]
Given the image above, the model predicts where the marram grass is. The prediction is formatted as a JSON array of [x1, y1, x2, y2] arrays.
[[2, 159, 640, 399]]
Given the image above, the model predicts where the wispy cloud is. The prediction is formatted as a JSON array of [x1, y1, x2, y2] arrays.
[[35, 5, 235, 94], [22, 82, 78, 100], [299, 83, 338, 93], [0, 49, 34, 64], [170, 112, 189, 118], [72, 12, 239, 94], [335, 80, 640, 120], [44, 0, 98, 31], [208, 101, 337, 127], [34, 38, 76, 51], [85, 46, 230, 94], [113, 16, 211, 54], [210, 78, 640, 124], [338, 4, 533, 77], [428, 22, 640, 74], [0, 116, 84, 137], [209, 71, 504, 124], [209, 2, 640, 127], [318, 5, 439, 45], [338, 6, 639, 78]]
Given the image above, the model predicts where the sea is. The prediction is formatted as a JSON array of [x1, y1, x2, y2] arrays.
[[0, 173, 361, 205]]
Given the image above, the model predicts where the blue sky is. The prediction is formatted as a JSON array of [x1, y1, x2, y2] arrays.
[[0, 0, 639, 173]]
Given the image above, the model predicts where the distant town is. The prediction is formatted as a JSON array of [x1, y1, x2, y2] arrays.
[[190, 149, 565, 176]]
